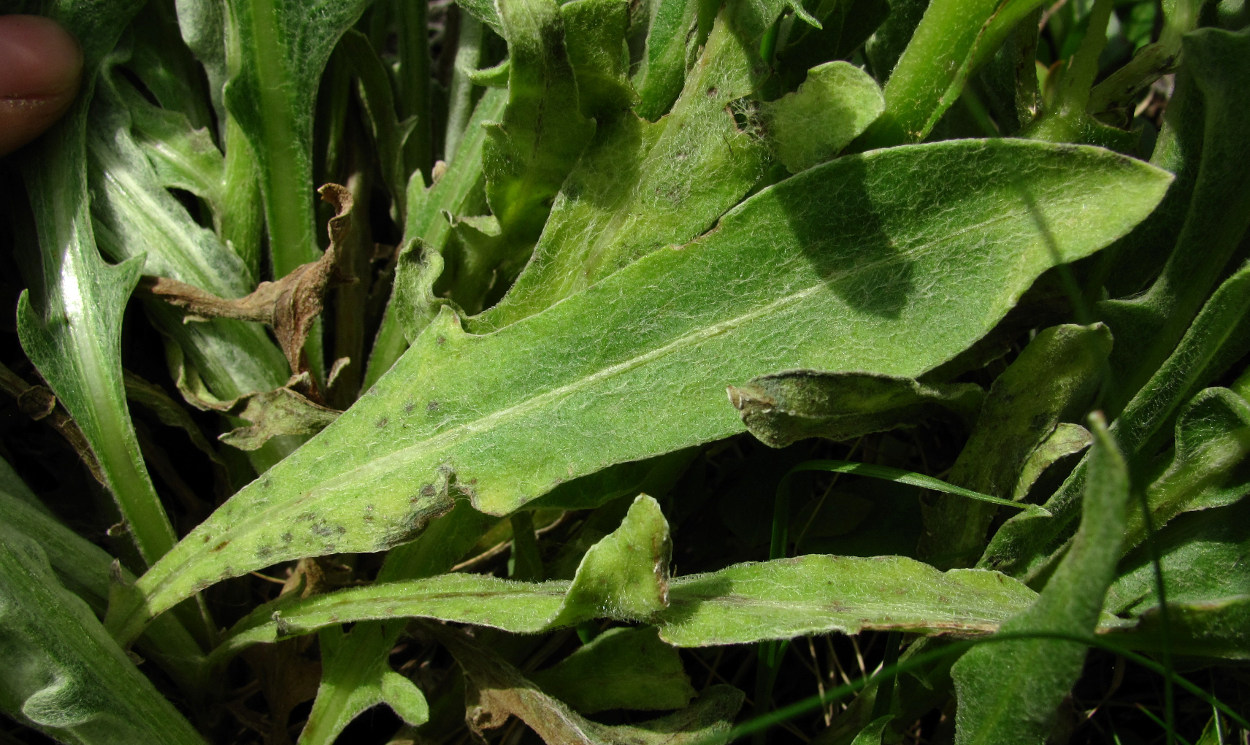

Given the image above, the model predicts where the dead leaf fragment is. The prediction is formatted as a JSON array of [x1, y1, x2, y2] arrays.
[[139, 183, 357, 379]]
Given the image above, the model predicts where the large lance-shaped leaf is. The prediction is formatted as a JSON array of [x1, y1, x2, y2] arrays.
[[110, 140, 1170, 641]]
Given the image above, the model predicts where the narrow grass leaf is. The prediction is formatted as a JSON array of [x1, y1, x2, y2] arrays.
[[952, 415, 1128, 745], [112, 139, 1170, 640], [782, 461, 1046, 516]]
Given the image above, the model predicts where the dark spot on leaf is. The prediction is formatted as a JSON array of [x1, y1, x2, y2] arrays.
[[706, 86, 718, 98], [256, 545, 273, 561], [436, 335, 446, 345], [427, 400, 439, 412], [376, 416, 389, 428], [211, 540, 229, 552], [295, 511, 316, 522], [419, 484, 437, 498], [281, 532, 294, 543], [404, 401, 416, 414]]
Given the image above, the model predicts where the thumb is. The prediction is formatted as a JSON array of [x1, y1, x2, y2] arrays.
[[0, 15, 83, 156]]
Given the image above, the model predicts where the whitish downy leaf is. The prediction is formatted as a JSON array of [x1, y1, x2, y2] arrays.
[[531, 627, 697, 714], [213, 497, 1040, 658], [0, 470, 205, 695], [111, 140, 1170, 640], [88, 70, 291, 412], [920, 323, 1112, 569], [729, 371, 982, 448], [0, 525, 205, 745], [952, 416, 1128, 745], [435, 624, 743, 745], [15, 0, 176, 567], [761, 61, 884, 173]]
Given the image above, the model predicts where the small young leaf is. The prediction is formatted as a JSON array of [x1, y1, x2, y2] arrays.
[[761, 61, 884, 173], [729, 371, 982, 448], [293, 624, 428, 745]]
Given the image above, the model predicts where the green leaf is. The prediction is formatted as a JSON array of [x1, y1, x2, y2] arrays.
[[1110, 596, 1250, 661], [112, 139, 1170, 640], [292, 625, 428, 745], [982, 263, 1250, 583], [531, 627, 697, 714], [1107, 494, 1250, 615], [213, 496, 1040, 658], [951, 415, 1128, 745], [0, 466, 206, 695], [632, 0, 701, 120], [365, 87, 507, 389], [761, 61, 884, 173], [561, 0, 637, 118], [1123, 387, 1250, 553], [435, 624, 742, 744], [222, 0, 370, 282], [552, 495, 672, 624], [1099, 28, 1250, 412], [860, 0, 1051, 145], [729, 371, 982, 448], [920, 323, 1112, 569], [1011, 423, 1092, 502], [218, 387, 341, 451], [0, 524, 206, 745], [484, 0, 595, 241], [15, 0, 177, 568], [659, 556, 1039, 646], [473, 10, 771, 330]]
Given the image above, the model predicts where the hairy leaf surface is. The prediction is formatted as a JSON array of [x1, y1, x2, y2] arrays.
[[113, 139, 1170, 639]]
